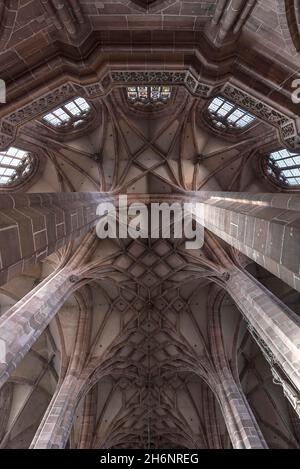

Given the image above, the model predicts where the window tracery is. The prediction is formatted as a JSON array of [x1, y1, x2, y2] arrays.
[[127, 86, 171, 105], [266, 149, 300, 186], [206, 96, 256, 130], [0, 147, 35, 186], [42, 97, 91, 129]]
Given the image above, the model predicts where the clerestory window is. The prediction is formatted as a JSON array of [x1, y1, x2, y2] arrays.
[[0, 147, 34, 186], [267, 149, 300, 186], [207, 96, 256, 130], [127, 86, 171, 104], [42, 97, 91, 129]]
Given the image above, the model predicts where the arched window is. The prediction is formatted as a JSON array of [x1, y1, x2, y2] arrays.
[[207, 96, 256, 130], [127, 86, 171, 104], [267, 149, 300, 186], [0, 147, 34, 186], [42, 97, 91, 129]]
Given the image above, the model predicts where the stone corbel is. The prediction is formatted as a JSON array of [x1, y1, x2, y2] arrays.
[[206, 0, 258, 46], [40, 0, 86, 37]]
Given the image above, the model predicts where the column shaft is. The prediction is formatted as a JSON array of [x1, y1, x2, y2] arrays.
[[0, 192, 110, 286], [0, 267, 75, 389], [31, 284, 92, 449], [77, 389, 96, 449], [190, 191, 300, 292], [215, 373, 267, 449], [30, 374, 84, 449], [226, 266, 300, 392], [208, 285, 267, 449], [0, 231, 96, 390], [208, 0, 257, 43]]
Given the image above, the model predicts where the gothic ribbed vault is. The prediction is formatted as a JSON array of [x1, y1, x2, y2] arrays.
[[0, 1, 299, 451]]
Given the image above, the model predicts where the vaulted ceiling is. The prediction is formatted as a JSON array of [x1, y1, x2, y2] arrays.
[[0, 0, 299, 450]]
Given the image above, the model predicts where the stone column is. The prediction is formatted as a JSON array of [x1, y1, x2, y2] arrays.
[[30, 286, 92, 449], [205, 232, 300, 394], [208, 285, 267, 449], [214, 376, 267, 449], [202, 387, 223, 449], [0, 192, 111, 286], [0, 268, 74, 390], [226, 266, 300, 392], [30, 374, 86, 449], [188, 191, 300, 292], [0, 233, 97, 390], [0, 382, 12, 445], [77, 389, 97, 449], [207, 0, 257, 44]]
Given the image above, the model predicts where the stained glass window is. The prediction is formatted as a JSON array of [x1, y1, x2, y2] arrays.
[[127, 86, 171, 104]]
